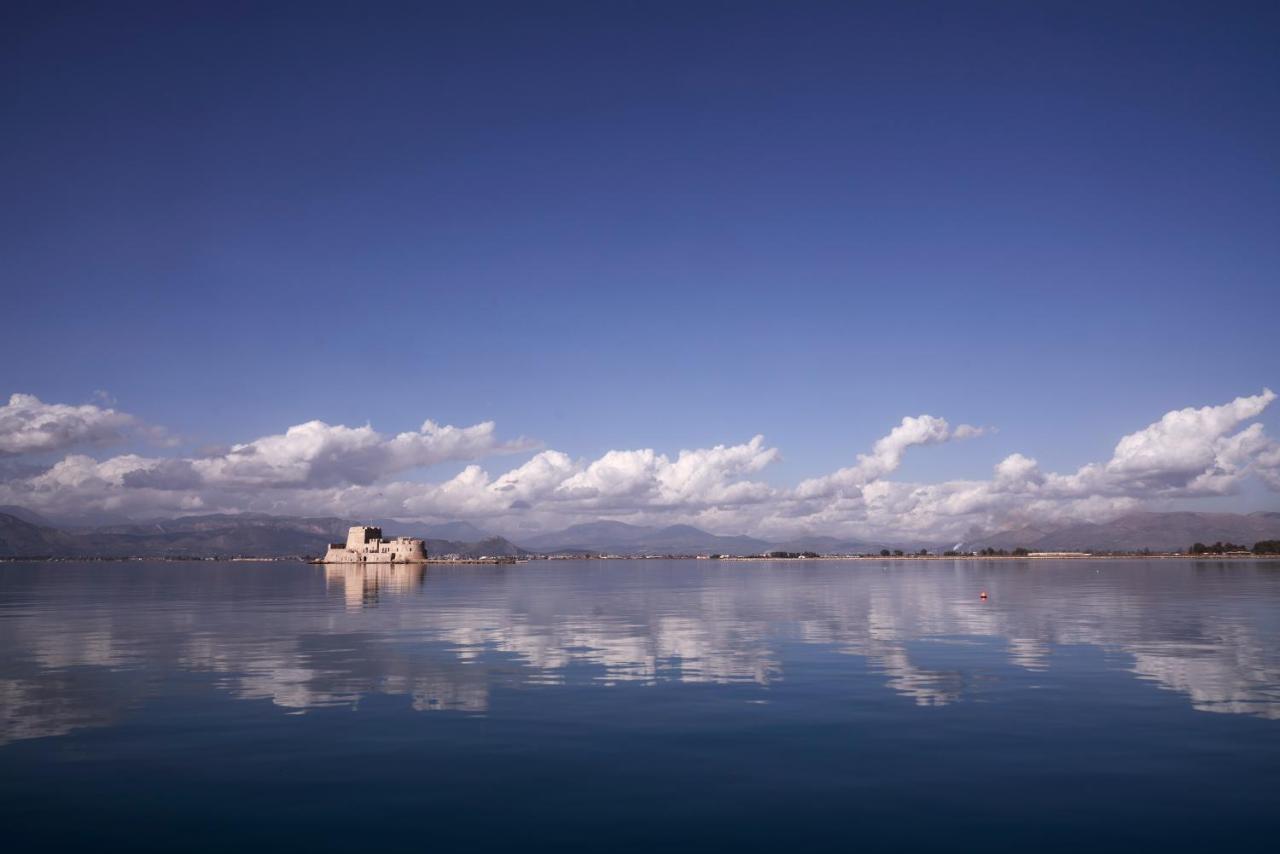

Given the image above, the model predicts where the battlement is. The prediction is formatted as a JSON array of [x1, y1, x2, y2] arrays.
[[320, 526, 428, 563]]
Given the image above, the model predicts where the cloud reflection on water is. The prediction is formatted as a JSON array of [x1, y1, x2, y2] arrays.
[[1, 559, 1279, 744]]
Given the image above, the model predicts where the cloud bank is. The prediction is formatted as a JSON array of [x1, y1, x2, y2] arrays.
[[0, 394, 136, 456], [0, 389, 1276, 540]]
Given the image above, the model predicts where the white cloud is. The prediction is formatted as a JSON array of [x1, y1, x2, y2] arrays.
[[0, 390, 1276, 541], [1097, 388, 1276, 494], [1257, 440, 1280, 490], [814, 389, 1280, 540], [190, 418, 536, 488], [993, 453, 1042, 490], [795, 415, 985, 499], [555, 435, 779, 508], [0, 393, 136, 456], [0, 407, 537, 520], [328, 437, 781, 522]]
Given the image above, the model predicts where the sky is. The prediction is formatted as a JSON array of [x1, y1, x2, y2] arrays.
[[2, 1, 1278, 539]]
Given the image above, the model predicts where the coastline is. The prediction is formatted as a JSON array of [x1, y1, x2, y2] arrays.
[[4, 553, 1279, 564]]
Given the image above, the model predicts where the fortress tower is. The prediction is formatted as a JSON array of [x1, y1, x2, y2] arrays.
[[320, 526, 428, 563]]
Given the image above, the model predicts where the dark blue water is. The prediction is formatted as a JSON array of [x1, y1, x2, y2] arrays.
[[2, 559, 1279, 852]]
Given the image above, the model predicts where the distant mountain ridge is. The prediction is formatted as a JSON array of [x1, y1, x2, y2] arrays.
[[0, 505, 55, 527], [0, 513, 79, 556], [519, 521, 772, 555], [2, 509, 1279, 559], [374, 519, 493, 541], [0, 512, 527, 559], [962, 512, 1280, 553]]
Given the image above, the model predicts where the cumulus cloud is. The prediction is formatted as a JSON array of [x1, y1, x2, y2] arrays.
[[993, 453, 1043, 489], [555, 436, 779, 508], [9, 454, 211, 518], [822, 389, 1280, 541], [1097, 388, 1277, 495], [795, 415, 986, 499], [190, 419, 537, 488], [1017, 388, 1280, 502], [370, 437, 781, 521], [0, 394, 136, 456], [0, 404, 538, 520], [0, 390, 1276, 541]]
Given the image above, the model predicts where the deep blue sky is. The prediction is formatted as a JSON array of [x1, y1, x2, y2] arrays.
[[3, 1, 1278, 491]]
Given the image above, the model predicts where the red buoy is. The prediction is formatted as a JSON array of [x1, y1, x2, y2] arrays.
[[979, 590, 988, 600]]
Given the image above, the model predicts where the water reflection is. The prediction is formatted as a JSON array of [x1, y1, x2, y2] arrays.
[[1, 559, 1279, 744], [326, 563, 427, 611]]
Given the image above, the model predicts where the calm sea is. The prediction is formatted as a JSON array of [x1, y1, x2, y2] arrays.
[[2, 558, 1279, 852]]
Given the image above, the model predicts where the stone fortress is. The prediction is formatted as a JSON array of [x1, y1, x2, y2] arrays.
[[320, 526, 428, 564]]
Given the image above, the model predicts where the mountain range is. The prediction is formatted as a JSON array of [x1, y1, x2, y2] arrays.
[[518, 521, 774, 555], [0, 512, 530, 559], [1, 509, 1278, 559], [961, 511, 1280, 553]]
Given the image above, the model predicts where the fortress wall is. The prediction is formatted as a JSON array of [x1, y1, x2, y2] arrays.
[[321, 531, 428, 563]]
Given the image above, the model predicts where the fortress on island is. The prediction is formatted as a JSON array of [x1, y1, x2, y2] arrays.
[[320, 526, 428, 564]]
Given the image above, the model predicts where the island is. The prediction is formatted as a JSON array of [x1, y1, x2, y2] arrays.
[[318, 526, 428, 564]]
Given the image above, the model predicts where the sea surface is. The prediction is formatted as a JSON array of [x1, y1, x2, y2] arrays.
[[2, 558, 1279, 852]]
